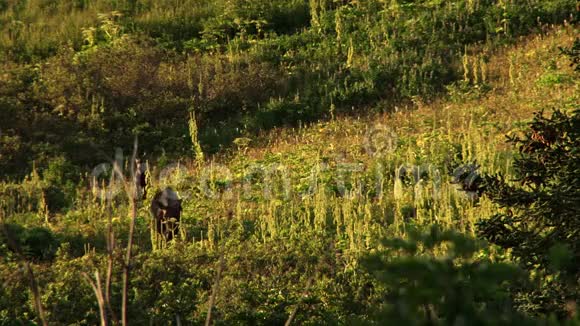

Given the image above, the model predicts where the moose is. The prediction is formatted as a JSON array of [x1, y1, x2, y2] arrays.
[[150, 187, 182, 241], [134, 159, 147, 200]]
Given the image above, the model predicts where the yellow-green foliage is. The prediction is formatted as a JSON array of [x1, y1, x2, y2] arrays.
[[0, 4, 578, 324]]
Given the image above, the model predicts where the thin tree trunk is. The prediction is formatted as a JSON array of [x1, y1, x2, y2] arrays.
[[0, 217, 48, 326], [25, 261, 49, 326], [121, 200, 137, 326], [105, 202, 119, 325], [121, 137, 139, 326]]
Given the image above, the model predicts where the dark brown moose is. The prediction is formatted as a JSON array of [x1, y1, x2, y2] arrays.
[[150, 187, 182, 241]]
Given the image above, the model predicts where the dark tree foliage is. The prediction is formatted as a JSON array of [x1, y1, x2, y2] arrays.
[[478, 108, 580, 317]]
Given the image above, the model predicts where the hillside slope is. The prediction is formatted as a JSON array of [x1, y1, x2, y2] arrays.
[[0, 17, 578, 326], [1, 0, 577, 177], [179, 26, 578, 237]]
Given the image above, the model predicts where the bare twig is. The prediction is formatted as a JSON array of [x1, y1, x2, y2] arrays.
[[82, 271, 108, 326], [205, 254, 225, 326], [284, 278, 314, 326]]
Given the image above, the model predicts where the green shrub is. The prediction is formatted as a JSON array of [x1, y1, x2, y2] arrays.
[[40, 156, 79, 213], [0, 223, 60, 261], [361, 225, 534, 325]]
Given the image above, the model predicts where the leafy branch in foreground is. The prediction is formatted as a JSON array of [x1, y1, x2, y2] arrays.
[[360, 225, 532, 325]]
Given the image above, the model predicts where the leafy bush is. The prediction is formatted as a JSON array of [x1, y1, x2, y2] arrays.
[[0, 260, 36, 325], [0, 223, 60, 261], [361, 225, 533, 325]]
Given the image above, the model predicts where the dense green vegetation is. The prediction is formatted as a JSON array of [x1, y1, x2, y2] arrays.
[[0, 0, 578, 325], [1, 0, 577, 176]]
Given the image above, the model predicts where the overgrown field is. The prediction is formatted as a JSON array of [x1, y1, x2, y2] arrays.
[[0, 0, 579, 325]]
